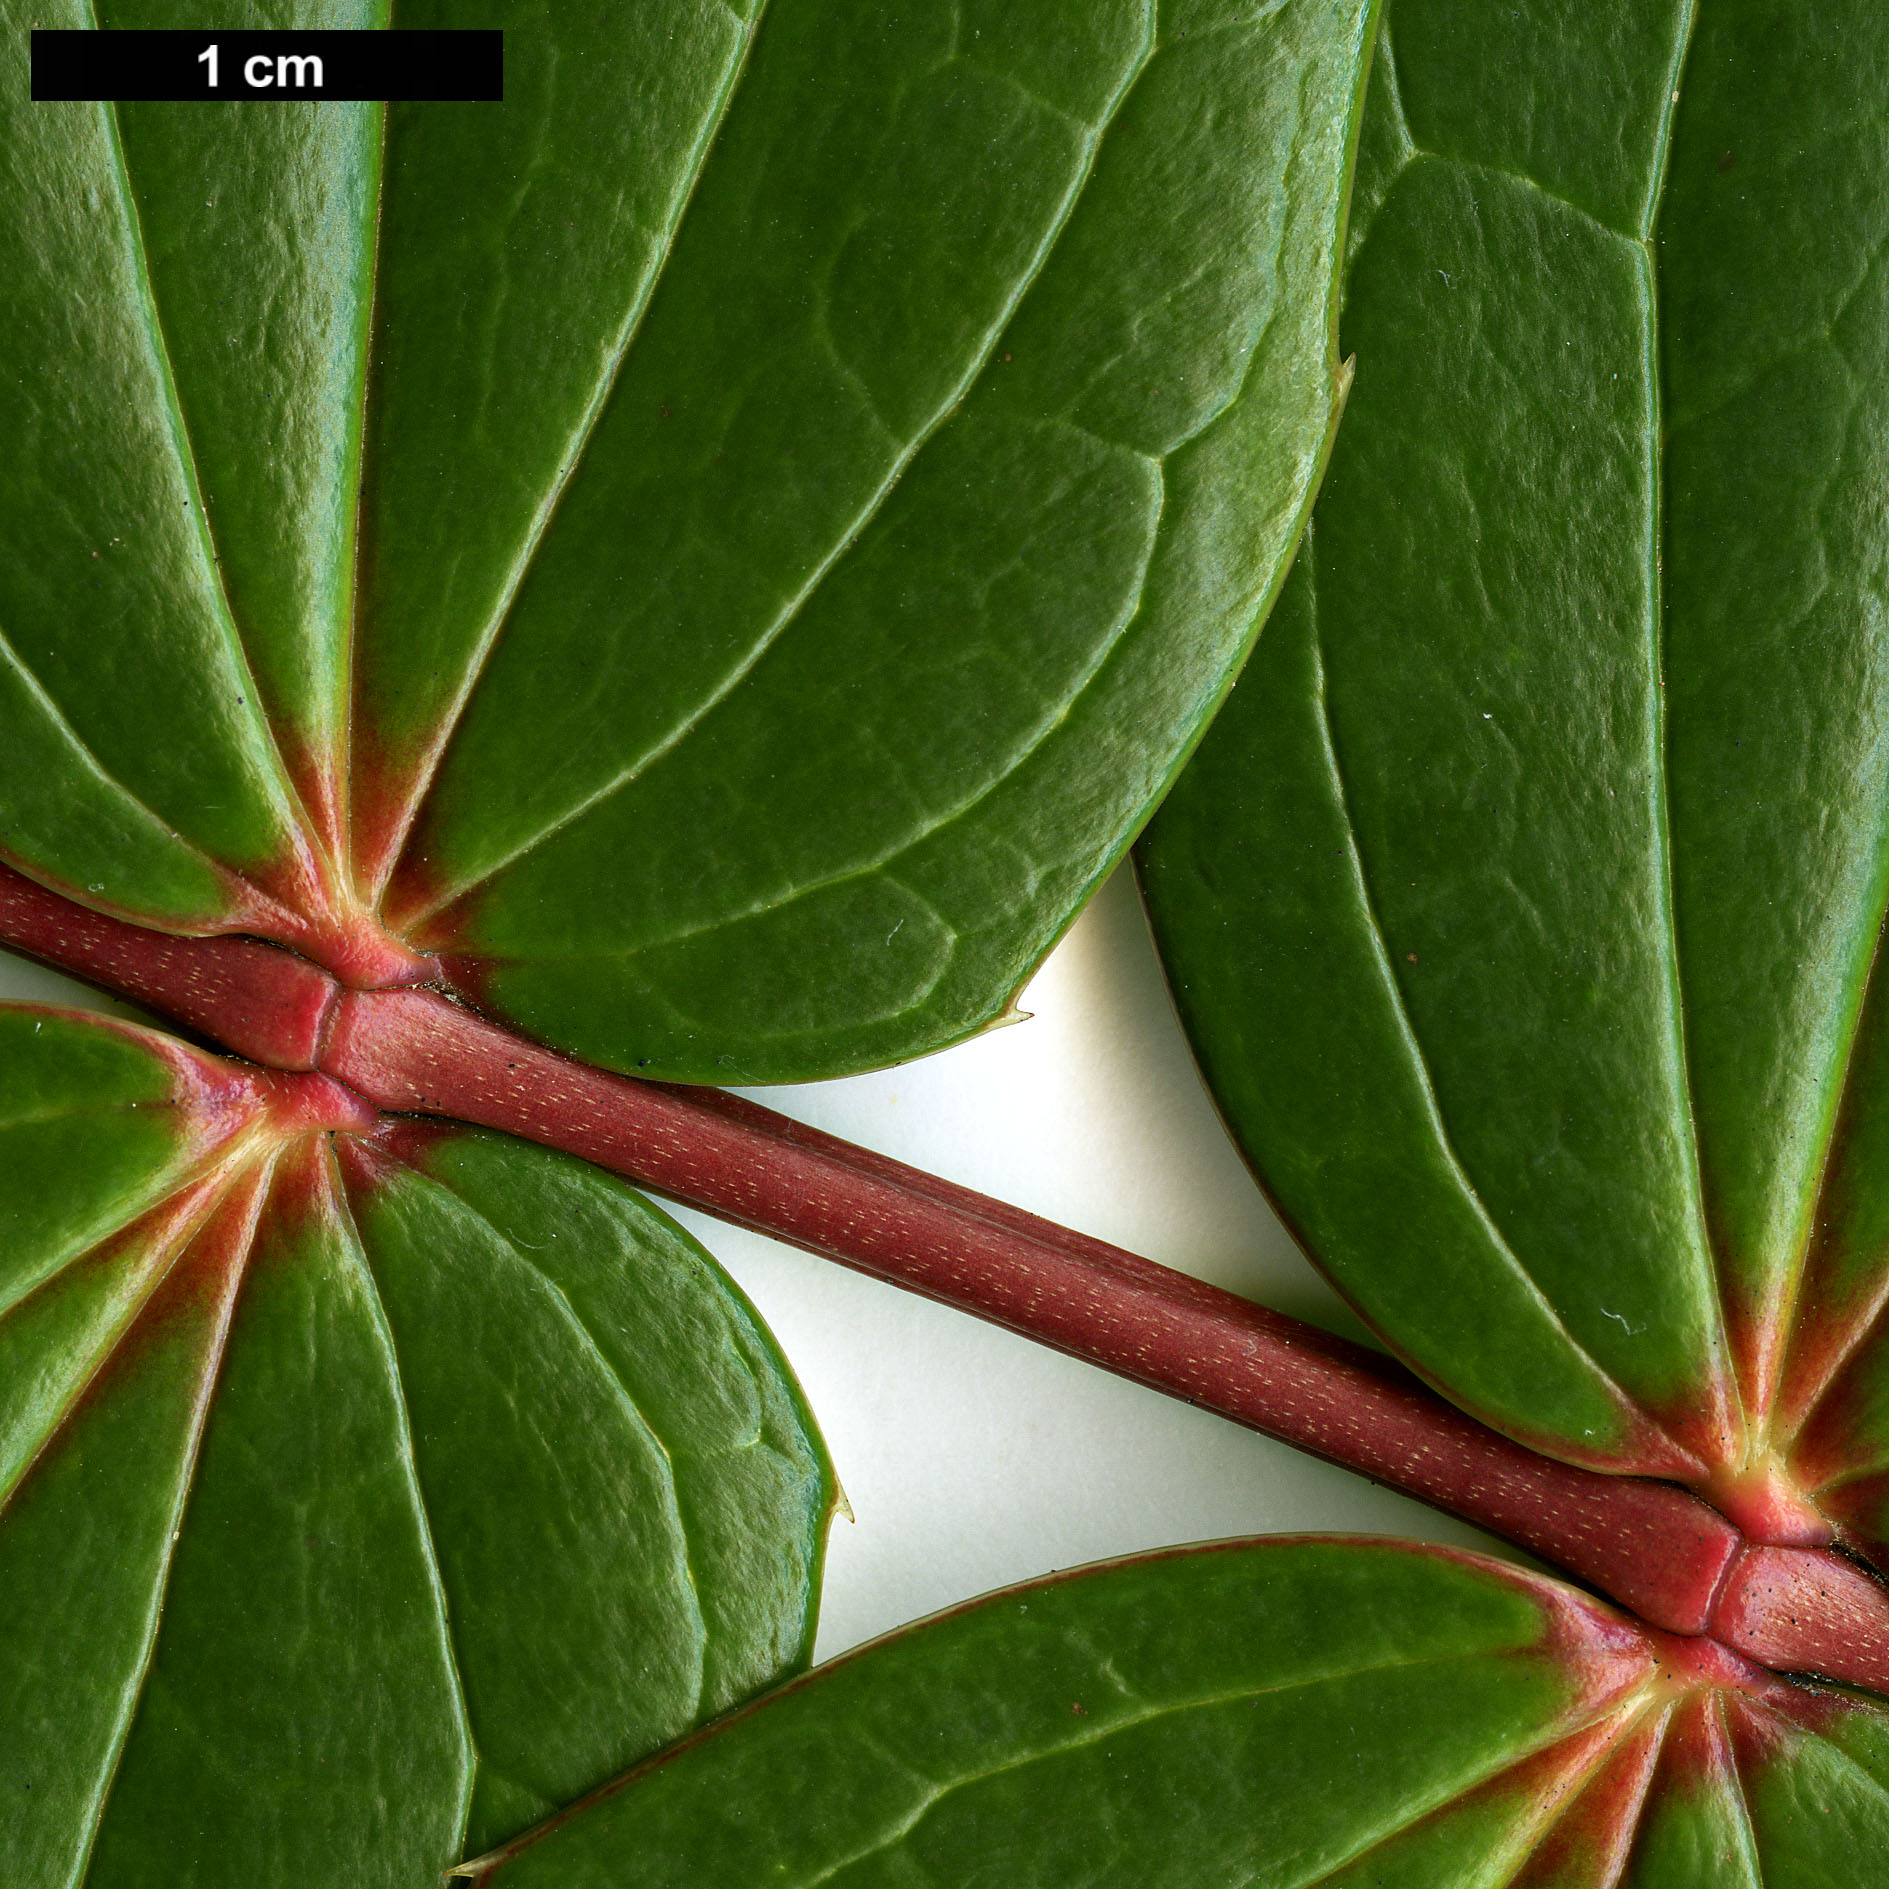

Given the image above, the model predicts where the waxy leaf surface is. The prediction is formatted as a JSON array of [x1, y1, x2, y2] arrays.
[[0, 1005, 831, 1885], [0, 1, 1390, 1878], [464, 1537, 1889, 1888], [0, 0, 1377, 1079], [1142, 0, 1889, 1548]]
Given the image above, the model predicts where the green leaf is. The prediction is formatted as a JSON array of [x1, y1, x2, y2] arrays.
[[0, 3, 1392, 1877], [371, 0, 1375, 1085], [0, 0, 1376, 1073], [1141, 0, 1889, 1527], [462, 1536, 1889, 1887], [0, 1005, 831, 1883], [0, 3, 323, 926], [103, 0, 388, 846]]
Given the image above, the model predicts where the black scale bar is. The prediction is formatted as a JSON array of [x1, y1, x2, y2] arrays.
[[31, 29, 502, 103]]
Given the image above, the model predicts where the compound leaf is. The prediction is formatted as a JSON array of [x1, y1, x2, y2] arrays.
[[0, 0, 1376, 1077], [0, 1005, 831, 1884], [1141, 0, 1889, 1537]]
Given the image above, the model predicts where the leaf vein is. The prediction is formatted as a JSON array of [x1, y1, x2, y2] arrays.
[[326, 1144, 481, 1853], [90, 73, 318, 870], [421, 1167, 712, 1714], [400, 4, 1164, 924], [71, 1154, 268, 1889], [795, 1645, 1594, 1889], [1295, 1699, 1658, 1889], [1637, 59, 1741, 1432], [1306, 564, 1676, 1436], [0, 1171, 226, 1521], [368, 0, 773, 897], [0, 628, 258, 903], [476, 464, 1161, 969]]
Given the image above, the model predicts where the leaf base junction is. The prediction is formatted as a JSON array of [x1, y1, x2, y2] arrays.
[[6, 858, 1888, 1698]]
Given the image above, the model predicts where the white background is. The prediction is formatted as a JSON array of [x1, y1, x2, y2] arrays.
[[0, 864, 1497, 1664]]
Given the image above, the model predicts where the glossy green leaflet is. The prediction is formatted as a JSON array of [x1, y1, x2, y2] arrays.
[[469, 0, 1889, 1881], [467, 1542, 1889, 1888], [0, 0, 1385, 1881], [1133, 0, 1889, 1879], [6, 0, 1888, 1882], [1147, 0, 1889, 1559]]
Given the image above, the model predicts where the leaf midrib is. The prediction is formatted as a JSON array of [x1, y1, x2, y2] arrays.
[[346, 1143, 719, 1854], [1305, 547, 1672, 1449], [70, 1154, 269, 1889], [89, 60, 329, 897], [0, 629, 257, 905], [1302, 1697, 1666, 1889], [789, 1646, 1617, 1889], [0, 1165, 235, 1522], [354, 0, 774, 905], [1333, 7, 1740, 1457], [324, 1144, 482, 1861], [1633, 0, 1743, 1444], [388, 0, 1166, 932], [335, 77, 394, 892], [431, 1165, 713, 1709]]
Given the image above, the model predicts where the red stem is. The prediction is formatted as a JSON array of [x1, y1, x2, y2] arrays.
[[327, 984, 1747, 1639], [5, 861, 1889, 1687], [0, 865, 334, 1068]]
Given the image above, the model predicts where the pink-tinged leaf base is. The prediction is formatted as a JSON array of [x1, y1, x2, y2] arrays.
[[0, 993, 836, 1879], [1506, 1705, 1666, 1889]]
